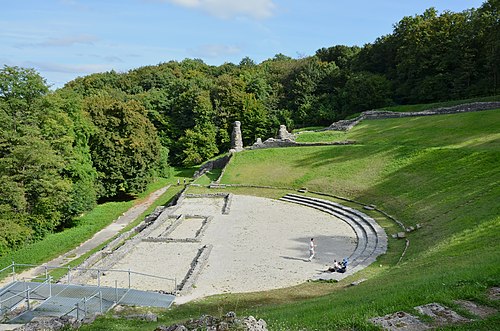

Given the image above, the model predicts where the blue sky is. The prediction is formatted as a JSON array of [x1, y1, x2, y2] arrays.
[[1, 0, 485, 88]]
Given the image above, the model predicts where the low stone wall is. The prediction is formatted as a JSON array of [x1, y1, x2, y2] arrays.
[[184, 193, 233, 215], [69, 206, 177, 284], [176, 244, 213, 294], [248, 138, 355, 150], [68, 206, 168, 282], [193, 154, 232, 179], [326, 101, 500, 131]]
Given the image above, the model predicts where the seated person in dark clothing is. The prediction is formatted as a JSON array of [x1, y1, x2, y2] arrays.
[[337, 258, 348, 273], [327, 259, 342, 272]]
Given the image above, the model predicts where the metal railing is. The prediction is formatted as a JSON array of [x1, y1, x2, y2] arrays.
[[0, 275, 53, 316], [0, 261, 177, 321], [61, 289, 104, 321], [1, 262, 177, 292]]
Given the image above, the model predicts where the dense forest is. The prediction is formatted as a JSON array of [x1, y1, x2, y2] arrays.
[[0, 0, 498, 254]]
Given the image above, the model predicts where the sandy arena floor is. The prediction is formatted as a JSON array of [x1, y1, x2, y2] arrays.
[[97, 195, 357, 303]]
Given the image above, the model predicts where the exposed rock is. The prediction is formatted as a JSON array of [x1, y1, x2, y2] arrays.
[[397, 232, 406, 239], [454, 300, 497, 319], [125, 311, 158, 322], [242, 316, 268, 331], [15, 315, 80, 331], [193, 155, 231, 180], [156, 325, 188, 331], [414, 303, 470, 325], [488, 287, 500, 301], [370, 311, 431, 330], [350, 278, 367, 286], [155, 312, 268, 331]]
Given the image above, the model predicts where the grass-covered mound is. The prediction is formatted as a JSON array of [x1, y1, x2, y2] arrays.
[[82, 109, 499, 330], [219, 110, 500, 328]]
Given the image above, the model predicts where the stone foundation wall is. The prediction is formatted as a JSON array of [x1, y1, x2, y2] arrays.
[[327, 101, 500, 131], [193, 154, 232, 179], [248, 138, 355, 150]]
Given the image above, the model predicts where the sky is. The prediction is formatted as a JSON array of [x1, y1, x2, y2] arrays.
[[0, 0, 486, 88]]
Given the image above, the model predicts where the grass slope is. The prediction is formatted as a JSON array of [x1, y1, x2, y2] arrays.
[[80, 110, 500, 330], [219, 110, 500, 329], [0, 173, 192, 280]]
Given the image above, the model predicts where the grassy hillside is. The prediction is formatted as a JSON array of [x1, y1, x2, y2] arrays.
[[220, 109, 500, 328], [83, 110, 500, 330]]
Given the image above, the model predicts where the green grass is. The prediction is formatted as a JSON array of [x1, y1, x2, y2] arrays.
[[193, 168, 223, 185], [0, 200, 136, 279], [29, 109, 500, 330], [294, 130, 349, 143], [292, 126, 325, 132], [0, 177, 176, 280], [165, 109, 499, 330]]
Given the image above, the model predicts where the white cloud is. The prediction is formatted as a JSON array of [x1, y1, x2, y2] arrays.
[[164, 0, 276, 19], [39, 34, 98, 47], [26, 61, 112, 74], [190, 44, 241, 58]]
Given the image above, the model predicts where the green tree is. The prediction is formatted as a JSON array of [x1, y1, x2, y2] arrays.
[[0, 66, 77, 242], [43, 90, 97, 220], [178, 123, 219, 167], [340, 72, 393, 115], [86, 95, 163, 198], [0, 65, 48, 133]]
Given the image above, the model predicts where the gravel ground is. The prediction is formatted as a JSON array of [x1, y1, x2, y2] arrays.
[[82, 195, 357, 303]]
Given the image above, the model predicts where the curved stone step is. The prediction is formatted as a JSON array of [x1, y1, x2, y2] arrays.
[[284, 194, 386, 256], [280, 194, 387, 280], [280, 195, 372, 268], [279, 196, 368, 263]]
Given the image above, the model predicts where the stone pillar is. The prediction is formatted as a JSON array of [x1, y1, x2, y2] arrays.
[[230, 121, 243, 152], [277, 124, 293, 140]]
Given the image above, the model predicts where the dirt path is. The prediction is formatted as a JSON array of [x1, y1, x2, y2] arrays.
[[0, 185, 171, 287]]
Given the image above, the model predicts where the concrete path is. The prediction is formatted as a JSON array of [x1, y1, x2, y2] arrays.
[[0, 185, 171, 287]]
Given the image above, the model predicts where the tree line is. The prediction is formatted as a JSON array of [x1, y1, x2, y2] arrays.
[[0, 1, 498, 254]]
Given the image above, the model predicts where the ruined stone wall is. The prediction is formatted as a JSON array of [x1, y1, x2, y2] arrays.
[[192, 154, 232, 179], [248, 138, 355, 150], [326, 101, 500, 131]]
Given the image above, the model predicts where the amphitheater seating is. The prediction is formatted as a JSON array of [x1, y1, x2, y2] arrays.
[[279, 194, 387, 281]]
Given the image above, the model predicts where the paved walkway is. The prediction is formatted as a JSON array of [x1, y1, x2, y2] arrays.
[[0, 185, 171, 288]]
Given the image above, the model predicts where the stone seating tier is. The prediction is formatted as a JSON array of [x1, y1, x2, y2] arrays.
[[279, 194, 387, 281]]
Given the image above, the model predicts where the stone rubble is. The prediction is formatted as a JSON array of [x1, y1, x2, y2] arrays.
[[155, 312, 268, 331], [370, 300, 498, 330]]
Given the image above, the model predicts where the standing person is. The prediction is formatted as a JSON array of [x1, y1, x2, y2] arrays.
[[308, 238, 316, 261]]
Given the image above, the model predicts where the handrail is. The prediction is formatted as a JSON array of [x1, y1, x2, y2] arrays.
[[0, 281, 18, 297], [3, 263, 176, 283], [0, 277, 51, 307], [0, 263, 14, 274], [1, 262, 177, 296]]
